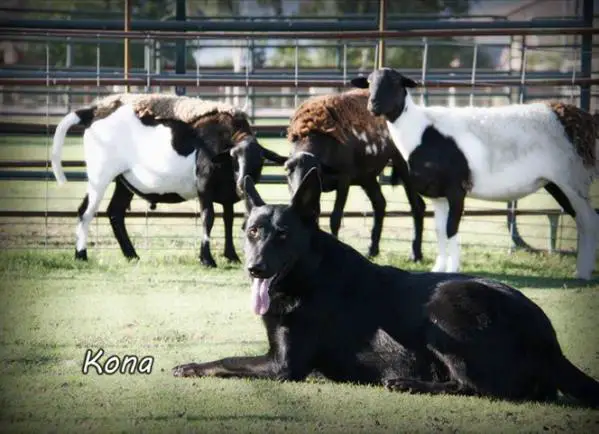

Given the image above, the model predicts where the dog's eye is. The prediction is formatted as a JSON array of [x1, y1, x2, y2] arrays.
[[276, 230, 287, 240], [248, 227, 259, 239]]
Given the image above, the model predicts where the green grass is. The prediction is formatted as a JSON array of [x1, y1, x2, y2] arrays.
[[1, 132, 599, 431], [0, 249, 598, 434]]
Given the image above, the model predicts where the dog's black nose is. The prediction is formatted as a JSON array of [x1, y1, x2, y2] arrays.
[[248, 263, 267, 278]]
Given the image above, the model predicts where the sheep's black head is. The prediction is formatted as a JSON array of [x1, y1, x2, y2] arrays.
[[230, 137, 286, 197], [284, 151, 338, 194], [351, 68, 417, 122]]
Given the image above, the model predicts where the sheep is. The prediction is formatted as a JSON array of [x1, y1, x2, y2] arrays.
[[352, 68, 599, 280], [51, 93, 286, 267], [284, 88, 426, 260]]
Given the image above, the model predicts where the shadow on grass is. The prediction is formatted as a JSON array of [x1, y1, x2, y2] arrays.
[[472, 272, 598, 289], [2, 354, 61, 367], [179, 414, 300, 422]]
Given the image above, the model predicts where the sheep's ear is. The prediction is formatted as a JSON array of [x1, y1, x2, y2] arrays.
[[261, 146, 287, 165], [400, 75, 418, 89], [243, 175, 265, 212], [290, 167, 321, 225], [350, 76, 369, 89]]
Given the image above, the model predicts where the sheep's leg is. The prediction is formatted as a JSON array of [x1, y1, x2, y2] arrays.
[[330, 181, 350, 237], [554, 184, 598, 280], [198, 196, 217, 268], [361, 178, 386, 258], [445, 190, 465, 273], [222, 201, 240, 263], [402, 186, 425, 262], [107, 178, 138, 260], [75, 179, 112, 260], [431, 198, 449, 272], [391, 153, 425, 261], [544, 182, 576, 217], [75, 196, 90, 260]]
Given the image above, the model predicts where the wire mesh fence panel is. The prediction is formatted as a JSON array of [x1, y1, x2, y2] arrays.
[[0, 19, 597, 259]]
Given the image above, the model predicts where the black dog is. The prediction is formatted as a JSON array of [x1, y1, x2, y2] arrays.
[[173, 168, 599, 407]]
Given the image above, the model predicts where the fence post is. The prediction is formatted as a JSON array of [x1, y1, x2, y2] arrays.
[[580, 0, 593, 111], [124, 0, 131, 93], [377, 0, 386, 68], [175, 0, 187, 96]]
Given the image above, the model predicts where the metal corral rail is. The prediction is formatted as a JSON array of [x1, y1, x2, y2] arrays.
[[0, 7, 597, 253]]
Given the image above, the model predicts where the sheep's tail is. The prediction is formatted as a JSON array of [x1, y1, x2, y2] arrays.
[[554, 353, 599, 408], [51, 107, 93, 185]]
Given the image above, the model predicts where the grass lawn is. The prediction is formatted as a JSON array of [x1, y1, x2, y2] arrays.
[[0, 248, 598, 433], [1, 132, 599, 433]]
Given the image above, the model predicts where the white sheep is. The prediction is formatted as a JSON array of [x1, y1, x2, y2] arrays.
[[352, 68, 599, 280], [51, 93, 285, 266]]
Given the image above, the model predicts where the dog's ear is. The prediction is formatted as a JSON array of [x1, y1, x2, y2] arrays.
[[351, 76, 369, 89], [290, 167, 321, 224], [243, 175, 265, 212]]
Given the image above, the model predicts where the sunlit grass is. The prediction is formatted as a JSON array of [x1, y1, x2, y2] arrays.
[[0, 248, 598, 433]]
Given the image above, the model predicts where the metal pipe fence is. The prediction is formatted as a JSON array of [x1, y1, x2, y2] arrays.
[[0, 16, 597, 256]]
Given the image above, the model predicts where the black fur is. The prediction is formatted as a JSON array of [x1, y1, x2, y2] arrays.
[[286, 130, 425, 261], [75, 107, 96, 128], [408, 127, 471, 199], [75, 195, 90, 261], [351, 70, 417, 122], [138, 115, 198, 157], [173, 169, 599, 408], [107, 178, 138, 260], [545, 182, 576, 217]]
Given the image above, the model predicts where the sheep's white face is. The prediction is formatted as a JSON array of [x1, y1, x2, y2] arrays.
[[351, 68, 418, 122]]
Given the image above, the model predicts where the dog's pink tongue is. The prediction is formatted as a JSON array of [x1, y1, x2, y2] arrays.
[[251, 278, 271, 315]]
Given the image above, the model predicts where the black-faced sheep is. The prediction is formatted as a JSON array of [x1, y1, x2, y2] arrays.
[[352, 68, 599, 280], [51, 93, 286, 267], [284, 88, 425, 260]]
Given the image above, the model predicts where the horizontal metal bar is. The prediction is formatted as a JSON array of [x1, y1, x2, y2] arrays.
[[2, 69, 586, 81], [0, 35, 519, 49], [0, 209, 572, 219], [0, 172, 281, 183], [1, 77, 597, 88], [0, 24, 595, 40], [0, 8, 510, 21], [0, 123, 287, 138]]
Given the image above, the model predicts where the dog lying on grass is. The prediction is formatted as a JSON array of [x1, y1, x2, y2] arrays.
[[173, 168, 599, 407]]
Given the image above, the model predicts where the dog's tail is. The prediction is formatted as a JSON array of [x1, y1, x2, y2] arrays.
[[51, 107, 95, 185], [554, 353, 599, 407]]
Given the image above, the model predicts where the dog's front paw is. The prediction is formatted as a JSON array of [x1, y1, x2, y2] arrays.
[[384, 378, 420, 394], [172, 363, 204, 377]]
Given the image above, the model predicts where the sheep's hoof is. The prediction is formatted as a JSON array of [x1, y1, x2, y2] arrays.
[[75, 249, 88, 261], [224, 253, 241, 264], [367, 246, 379, 258], [125, 255, 140, 262], [410, 252, 423, 263], [200, 256, 217, 268]]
